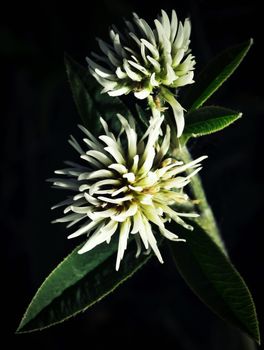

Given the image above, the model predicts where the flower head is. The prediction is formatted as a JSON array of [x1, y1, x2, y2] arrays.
[[87, 9, 195, 137], [50, 115, 206, 270]]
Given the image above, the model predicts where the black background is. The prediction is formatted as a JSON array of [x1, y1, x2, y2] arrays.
[[2, 0, 263, 348]]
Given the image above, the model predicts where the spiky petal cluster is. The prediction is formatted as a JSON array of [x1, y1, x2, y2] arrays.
[[50, 115, 206, 270], [87, 9, 195, 137]]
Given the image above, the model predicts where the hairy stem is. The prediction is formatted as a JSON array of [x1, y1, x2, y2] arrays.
[[176, 146, 227, 254]]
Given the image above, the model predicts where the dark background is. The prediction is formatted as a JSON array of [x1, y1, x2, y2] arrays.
[[2, 0, 263, 348]]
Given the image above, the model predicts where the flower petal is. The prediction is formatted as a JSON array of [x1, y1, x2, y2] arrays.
[[116, 219, 131, 270]]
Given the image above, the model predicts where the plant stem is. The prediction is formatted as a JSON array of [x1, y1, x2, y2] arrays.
[[177, 146, 227, 254]]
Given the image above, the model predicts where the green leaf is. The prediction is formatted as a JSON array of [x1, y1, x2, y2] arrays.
[[17, 238, 151, 333], [182, 106, 242, 142], [169, 221, 260, 345], [182, 39, 253, 110], [64, 54, 130, 131]]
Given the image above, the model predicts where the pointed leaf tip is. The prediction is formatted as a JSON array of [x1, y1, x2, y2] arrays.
[[181, 106, 242, 143], [17, 237, 157, 333], [182, 39, 253, 110]]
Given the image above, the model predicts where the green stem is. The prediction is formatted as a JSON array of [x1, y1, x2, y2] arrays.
[[176, 146, 227, 254]]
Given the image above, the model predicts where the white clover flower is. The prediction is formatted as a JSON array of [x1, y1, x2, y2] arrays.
[[50, 115, 206, 270], [87, 9, 195, 137]]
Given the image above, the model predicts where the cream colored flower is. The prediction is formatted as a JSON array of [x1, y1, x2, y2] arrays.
[[87, 9, 195, 137], [50, 115, 206, 270]]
